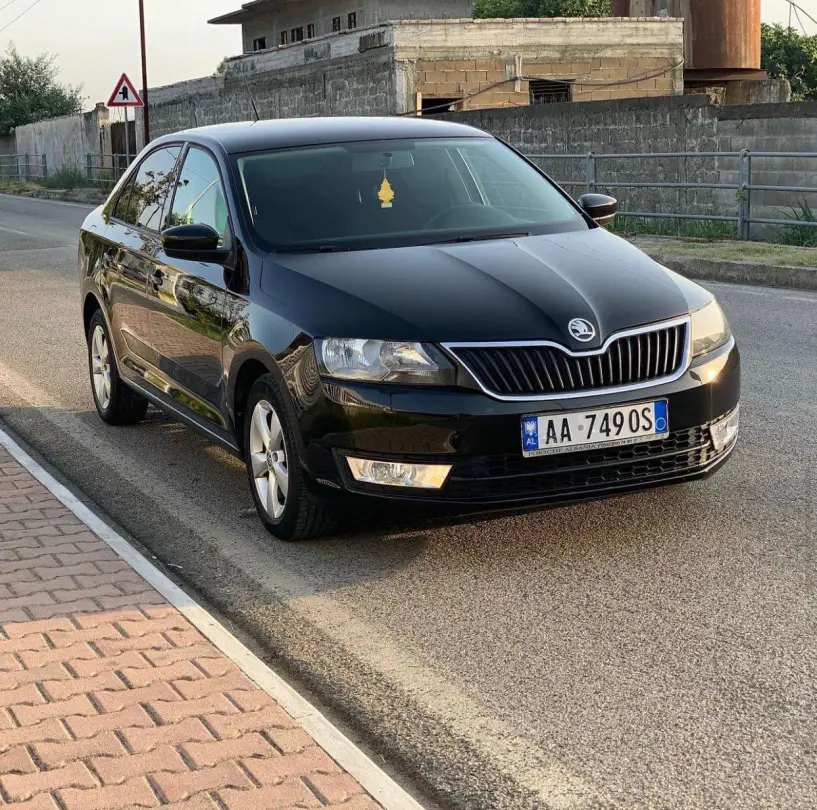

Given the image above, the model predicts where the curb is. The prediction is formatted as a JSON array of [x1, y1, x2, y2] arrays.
[[0, 188, 106, 205], [0, 423, 428, 810], [636, 249, 817, 291]]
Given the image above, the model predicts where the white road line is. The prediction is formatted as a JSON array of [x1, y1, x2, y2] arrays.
[[0, 424, 427, 810], [0, 223, 38, 237]]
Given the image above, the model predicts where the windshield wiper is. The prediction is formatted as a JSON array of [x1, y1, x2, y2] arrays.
[[423, 231, 531, 246], [274, 245, 346, 254]]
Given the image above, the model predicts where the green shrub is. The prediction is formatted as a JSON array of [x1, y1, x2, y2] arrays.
[[779, 200, 817, 247], [41, 168, 88, 190]]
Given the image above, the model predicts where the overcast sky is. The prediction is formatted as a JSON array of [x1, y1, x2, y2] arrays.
[[0, 0, 812, 110]]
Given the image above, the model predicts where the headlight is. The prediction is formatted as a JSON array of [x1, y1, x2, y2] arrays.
[[316, 338, 455, 384], [690, 299, 731, 357]]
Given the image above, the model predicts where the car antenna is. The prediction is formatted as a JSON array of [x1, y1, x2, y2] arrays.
[[243, 76, 261, 122]]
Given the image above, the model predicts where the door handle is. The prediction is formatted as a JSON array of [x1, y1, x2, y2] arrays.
[[149, 270, 164, 289]]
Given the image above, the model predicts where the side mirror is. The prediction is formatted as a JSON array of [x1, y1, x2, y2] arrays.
[[578, 193, 618, 227], [161, 223, 231, 262]]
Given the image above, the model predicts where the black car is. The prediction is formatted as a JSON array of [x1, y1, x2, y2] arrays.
[[78, 117, 740, 541]]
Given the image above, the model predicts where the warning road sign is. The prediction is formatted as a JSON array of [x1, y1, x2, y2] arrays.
[[108, 73, 144, 108]]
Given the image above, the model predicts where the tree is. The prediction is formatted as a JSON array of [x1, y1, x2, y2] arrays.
[[474, 0, 611, 17], [216, 58, 228, 75], [761, 23, 817, 101], [0, 45, 83, 136]]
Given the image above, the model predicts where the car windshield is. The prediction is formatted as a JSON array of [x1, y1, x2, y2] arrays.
[[232, 137, 587, 252]]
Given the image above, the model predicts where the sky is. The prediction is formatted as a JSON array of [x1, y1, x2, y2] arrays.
[[0, 0, 813, 112]]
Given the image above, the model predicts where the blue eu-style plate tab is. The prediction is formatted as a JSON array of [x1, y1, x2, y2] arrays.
[[654, 400, 668, 434], [522, 417, 539, 451]]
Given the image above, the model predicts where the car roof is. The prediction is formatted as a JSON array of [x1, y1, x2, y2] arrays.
[[160, 117, 491, 155]]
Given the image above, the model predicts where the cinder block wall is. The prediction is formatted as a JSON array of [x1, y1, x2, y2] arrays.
[[439, 95, 817, 230], [135, 27, 398, 147], [395, 18, 684, 111]]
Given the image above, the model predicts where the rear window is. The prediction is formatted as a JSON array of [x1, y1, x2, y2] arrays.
[[232, 137, 585, 252]]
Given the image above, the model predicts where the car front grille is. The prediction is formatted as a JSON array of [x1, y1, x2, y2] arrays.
[[444, 425, 719, 502], [447, 320, 689, 398], [344, 423, 730, 503]]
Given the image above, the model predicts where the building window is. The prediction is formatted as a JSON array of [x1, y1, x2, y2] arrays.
[[252, 36, 267, 51], [291, 26, 304, 42], [280, 30, 289, 45], [307, 23, 315, 39], [347, 12, 357, 29], [529, 80, 572, 105], [332, 16, 341, 32], [420, 97, 459, 115]]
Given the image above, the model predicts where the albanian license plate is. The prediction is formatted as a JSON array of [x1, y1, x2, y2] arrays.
[[521, 400, 669, 458]]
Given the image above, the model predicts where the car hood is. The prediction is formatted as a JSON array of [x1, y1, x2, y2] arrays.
[[260, 228, 707, 347]]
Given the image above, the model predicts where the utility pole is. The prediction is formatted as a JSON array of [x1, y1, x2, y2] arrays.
[[139, 0, 150, 145]]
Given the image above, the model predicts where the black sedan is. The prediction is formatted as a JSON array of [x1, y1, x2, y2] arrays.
[[78, 117, 739, 541]]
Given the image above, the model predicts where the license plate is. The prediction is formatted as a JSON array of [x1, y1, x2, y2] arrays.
[[521, 401, 669, 457]]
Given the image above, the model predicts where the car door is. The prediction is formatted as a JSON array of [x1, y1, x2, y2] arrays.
[[103, 145, 182, 372], [146, 145, 231, 428]]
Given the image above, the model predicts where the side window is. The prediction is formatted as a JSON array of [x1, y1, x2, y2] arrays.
[[126, 146, 182, 231], [113, 175, 138, 224], [168, 148, 232, 247]]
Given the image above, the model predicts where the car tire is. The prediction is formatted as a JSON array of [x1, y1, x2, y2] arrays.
[[87, 311, 148, 426], [244, 373, 335, 542]]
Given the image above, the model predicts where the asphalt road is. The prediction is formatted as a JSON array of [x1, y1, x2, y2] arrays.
[[1, 192, 816, 810]]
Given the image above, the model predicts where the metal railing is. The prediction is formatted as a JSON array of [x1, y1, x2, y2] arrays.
[[525, 150, 817, 240], [84, 153, 133, 188], [0, 154, 47, 183]]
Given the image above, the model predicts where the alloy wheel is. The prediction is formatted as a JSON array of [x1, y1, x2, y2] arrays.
[[249, 399, 289, 520], [90, 325, 112, 411]]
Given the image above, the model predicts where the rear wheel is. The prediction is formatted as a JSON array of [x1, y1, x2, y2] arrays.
[[244, 374, 335, 541], [87, 311, 148, 426]]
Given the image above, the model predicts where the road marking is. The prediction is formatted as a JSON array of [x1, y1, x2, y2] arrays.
[[0, 359, 604, 810], [0, 421, 428, 810], [0, 223, 38, 237]]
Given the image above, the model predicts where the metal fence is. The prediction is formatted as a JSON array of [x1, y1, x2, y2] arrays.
[[0, 154, 47, 184], [525, 150, 817, 240], [84, 154, 132, 189]]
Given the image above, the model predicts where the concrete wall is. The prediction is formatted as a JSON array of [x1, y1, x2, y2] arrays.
[[138, 17, 684, 146], [14, 105, 110, 173], [393, 18, 684, 111], [440, 95, 817, 229], [135, 27, 397, 147], [231, 0, 473, 52]]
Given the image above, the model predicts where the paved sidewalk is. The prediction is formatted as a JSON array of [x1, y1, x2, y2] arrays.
[[0, 446, 383, 810]]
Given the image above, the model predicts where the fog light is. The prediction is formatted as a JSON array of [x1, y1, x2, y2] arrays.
[[346, 457, 452, 489], [710, 405, 740, 451]]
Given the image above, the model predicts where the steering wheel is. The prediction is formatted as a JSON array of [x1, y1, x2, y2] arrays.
[[424, 203, 517, 230]]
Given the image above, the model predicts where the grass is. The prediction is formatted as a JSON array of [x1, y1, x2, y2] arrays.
[[609, 213, 738, 241], [630, 237, 817, 268], [40, 168, 90, 191], [778, 200, 817, 248]]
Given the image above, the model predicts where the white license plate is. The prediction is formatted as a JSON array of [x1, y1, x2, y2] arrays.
[[521, 401, 669, 457]]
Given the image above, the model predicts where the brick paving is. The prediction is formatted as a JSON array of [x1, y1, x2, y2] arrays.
[[0, 447, 383, 810]]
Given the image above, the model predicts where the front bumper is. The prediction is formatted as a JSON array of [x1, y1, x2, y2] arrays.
[[294, 338, 740, 506]]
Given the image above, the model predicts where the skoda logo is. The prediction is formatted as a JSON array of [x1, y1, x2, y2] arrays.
[[568, 318, 596, 343]]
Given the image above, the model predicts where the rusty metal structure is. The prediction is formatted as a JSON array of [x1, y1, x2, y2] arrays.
[[611, 0, 765, 86]]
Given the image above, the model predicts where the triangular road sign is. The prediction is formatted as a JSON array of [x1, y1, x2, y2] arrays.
[[108, 73, 144, 108]]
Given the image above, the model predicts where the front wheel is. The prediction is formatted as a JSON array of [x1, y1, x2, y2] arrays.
[[244, 374, 335, 541], [87, 311, 148, 426]]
